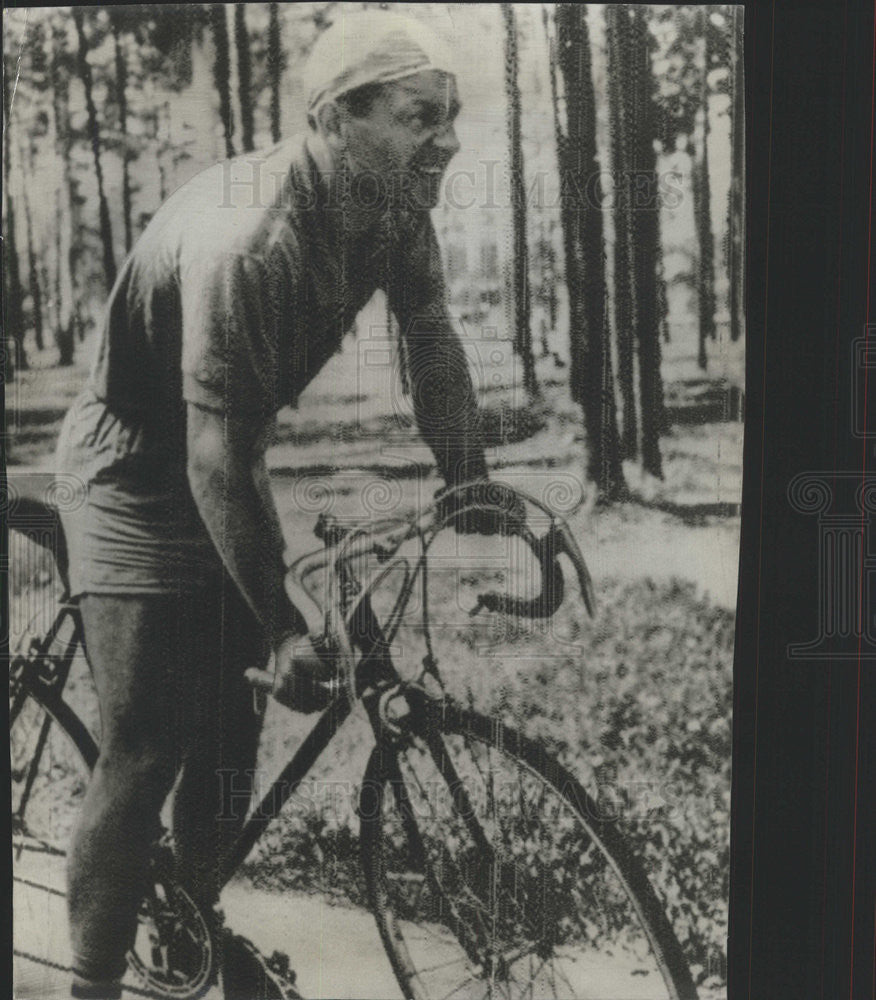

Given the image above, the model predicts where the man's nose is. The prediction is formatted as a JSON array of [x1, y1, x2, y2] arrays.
[[433, 122, 460, 159]]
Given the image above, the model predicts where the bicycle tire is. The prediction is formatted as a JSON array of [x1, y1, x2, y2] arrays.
[[360, 697, 698, 1000], [10, 673, 98, 859], [10, 656, 216, 1000]]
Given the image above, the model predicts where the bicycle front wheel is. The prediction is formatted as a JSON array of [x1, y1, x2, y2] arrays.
[[360, 697, 697, 1000]]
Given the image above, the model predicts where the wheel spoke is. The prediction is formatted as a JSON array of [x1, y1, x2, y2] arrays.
[[364, 703, 695, 1000], [416, 955, 470, 976], [550, 959, 578, 997], [436, 972, 486, 1000], [547, 957, 558, 999]]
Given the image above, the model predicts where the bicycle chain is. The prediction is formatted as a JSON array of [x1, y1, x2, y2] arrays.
[[13, 872, 298, 999], [13, 948, 179, 999], [13, 868, 213, 999]]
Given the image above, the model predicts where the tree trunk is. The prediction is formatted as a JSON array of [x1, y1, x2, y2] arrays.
[[543, 5, 576, 343], [72, 7, 117, 290], [3, 195, 27, 371], [211, 4, 236, 158], [51, 20, 83, 358], [2, 55, 27, 371], [20, 146, 45, 353], [694, 8, 716, 367], [555, 4, 626, 503], [111, 16, 133, 254], [606, 4, 638, 460], [40, 257, 55, 343], [552, 17, 582, 396], [54, 187, 76, 367], [3, 250, 15, 379], [234, 5, 255, 153], [547, 220, 558, 332], [630, 7, 665, 478], [501, 3, 538, 400], [658, 256, 671, 343], [728, 5, 745, 343], [268, 3, 282, 143], [149, 104, 170, 204], [543, 5, 565, 179]]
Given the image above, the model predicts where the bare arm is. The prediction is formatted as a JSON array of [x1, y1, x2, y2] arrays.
[[402, 314, 488, 486], [389, 216, 488, 486], [186, 403, 308, 643]]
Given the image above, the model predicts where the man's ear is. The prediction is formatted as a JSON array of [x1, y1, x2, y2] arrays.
[[315, 102, 346, 151]]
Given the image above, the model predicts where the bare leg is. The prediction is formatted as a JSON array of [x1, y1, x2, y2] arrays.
[[171, 575, 267, 908], [68, 594, 182, 983]]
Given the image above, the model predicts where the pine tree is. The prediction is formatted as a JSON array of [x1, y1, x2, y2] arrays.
[[554, 4, 626, 502], [651, 7, 735, 366], [19, 135, 45, 352], [12, 22, 52, 356], [501, 3, 538, 400], [211, 4, 236, 158], [543, 3, 578, 353], [630, 7, 665, 478], [3, 51, 27, 371], [728, 5, 745, 343], [110, 11, 134, 253], [694, 7, 716, 368], [72, 7, 117, 290], [234, 5, 255, 153], [606, 4, 638, 459], [49, 14, 82, 363], [268, 3, 282, 143]]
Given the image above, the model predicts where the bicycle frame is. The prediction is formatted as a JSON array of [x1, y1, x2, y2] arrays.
[[13, 483, 596, 899], [217, 590, 391, 888], [10, 599, 98, 776], [217, 482, 596, 890], [11, 501, 702, 1000]]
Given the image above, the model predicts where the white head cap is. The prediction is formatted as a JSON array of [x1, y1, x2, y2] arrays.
[[304, 10, 456, 125]]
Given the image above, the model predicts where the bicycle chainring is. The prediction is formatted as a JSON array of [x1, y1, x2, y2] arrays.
[[127, 876, 214, 999]]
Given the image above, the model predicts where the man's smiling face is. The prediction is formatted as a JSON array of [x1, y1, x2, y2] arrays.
[[340, 69, 462, 212]]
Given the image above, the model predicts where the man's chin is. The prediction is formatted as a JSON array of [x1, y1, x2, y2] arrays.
[[406, 173, 445, 211]]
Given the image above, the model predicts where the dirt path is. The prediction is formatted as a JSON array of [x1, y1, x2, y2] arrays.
[[13, 853, 398, 1000], [14, 858, 697, 1000]]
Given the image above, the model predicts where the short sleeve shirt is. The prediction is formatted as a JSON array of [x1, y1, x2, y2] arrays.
[[77, 135, 445, 482]]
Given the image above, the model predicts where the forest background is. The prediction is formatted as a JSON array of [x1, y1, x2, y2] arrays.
[[4, 5, 743, 995]]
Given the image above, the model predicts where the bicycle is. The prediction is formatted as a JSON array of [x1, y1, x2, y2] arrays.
[[9, 482, 699, 1000]]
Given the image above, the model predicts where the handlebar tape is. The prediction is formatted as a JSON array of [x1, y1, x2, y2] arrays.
[[472, 522, 596, 620], [473, 527, 565, 619]]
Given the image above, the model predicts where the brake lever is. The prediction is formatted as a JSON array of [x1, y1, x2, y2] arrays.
[[468, 526, 564, 619], [553, 519, 596, 618], [467, 521, 595, 620]]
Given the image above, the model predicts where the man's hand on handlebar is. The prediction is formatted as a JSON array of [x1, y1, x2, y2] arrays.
[[246, 632, 338, 714], [435, 481, 527, 537]]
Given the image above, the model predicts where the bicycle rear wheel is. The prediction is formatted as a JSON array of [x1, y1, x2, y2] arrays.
[[10, 647, 216, 1000], [360, 697, 697, 1000], [10, 667, 98, 859]]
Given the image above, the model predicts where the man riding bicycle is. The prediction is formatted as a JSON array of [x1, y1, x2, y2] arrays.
[[56, 12, 517, 999]]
